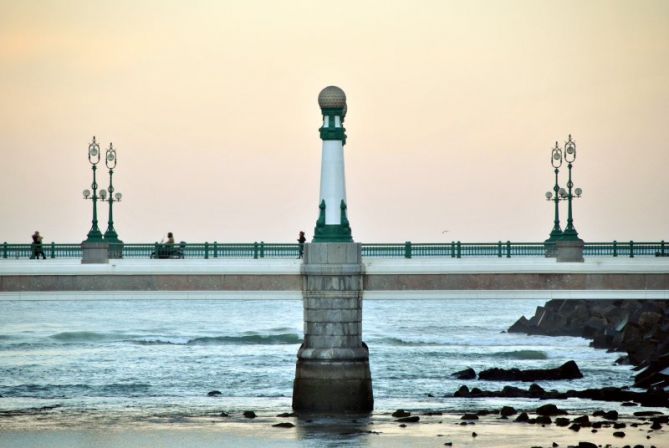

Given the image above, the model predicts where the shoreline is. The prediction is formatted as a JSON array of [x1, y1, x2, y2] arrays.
[[1, 410, 666, 448]]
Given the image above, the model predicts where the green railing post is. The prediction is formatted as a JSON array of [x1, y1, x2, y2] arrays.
[[456, 241, 461, 259], [661, 240, 666, 256], [260, 241, 265, 258], [50, 242, 56, 259], [204, 242, 209, 259], [613, 240, 618, 257], [253, 242, 258, 259], [213, 241, 218, 258], [3, 242, 7, 259], [450, 241, 455, 258], [497, 241, 502, 258], [506, 240, 511, 258], [404, 241, 412, 259], [630, 240, 634, 258]]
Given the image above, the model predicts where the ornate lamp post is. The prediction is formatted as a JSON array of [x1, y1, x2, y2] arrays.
[[100, 143, 122, 240], [560, 134, 583, 242], [544, 142, 563, 256], [82, 137, 103, 243], [100, 143, 123, 257]]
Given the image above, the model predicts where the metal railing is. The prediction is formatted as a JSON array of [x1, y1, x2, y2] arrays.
[[1, 240, 666, 260]]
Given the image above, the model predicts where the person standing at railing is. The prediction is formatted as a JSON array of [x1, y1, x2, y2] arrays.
[[297, 231, 306, 258], [30, 231, 46, 260]]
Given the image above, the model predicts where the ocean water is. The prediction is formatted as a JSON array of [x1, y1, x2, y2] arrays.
[[0, 298, 639, 429]]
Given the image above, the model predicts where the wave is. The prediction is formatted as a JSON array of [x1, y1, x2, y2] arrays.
[[0, 383, 152, 399], [47, 331, 302, 346], [132, 333, 302, 346], [489, 350, 548, 360], [50, 331, 122, 342]]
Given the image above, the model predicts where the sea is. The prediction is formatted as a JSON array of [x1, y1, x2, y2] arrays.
[[0, 298, 641, 430]]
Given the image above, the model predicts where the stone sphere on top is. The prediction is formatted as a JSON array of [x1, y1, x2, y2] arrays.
[[318, 86, 346, 110]]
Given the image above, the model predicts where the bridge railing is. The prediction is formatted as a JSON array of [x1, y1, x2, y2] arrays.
[[1, 241, 666, 259]]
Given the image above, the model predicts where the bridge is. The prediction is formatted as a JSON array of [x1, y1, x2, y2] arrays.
[[1, 240, 667, 300]]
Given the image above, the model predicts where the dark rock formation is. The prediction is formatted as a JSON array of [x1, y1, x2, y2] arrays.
[[451, 367, 476, 380], [536, 404, 567, 416], [243, 410, 256, 418], [478, 361, 582, 381], [392, 409, 411, 418], [207, 390, 222, 397], [500, 406, 517, 417], [272, 422, 295, 428], [508, 299, 669, 390], [452, 383, 668, 407]]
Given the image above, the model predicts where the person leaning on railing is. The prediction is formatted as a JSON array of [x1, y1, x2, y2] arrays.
[[30, 231, 46, 260]]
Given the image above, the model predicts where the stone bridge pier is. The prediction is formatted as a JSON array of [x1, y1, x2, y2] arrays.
[[292, 242, 373, 413]]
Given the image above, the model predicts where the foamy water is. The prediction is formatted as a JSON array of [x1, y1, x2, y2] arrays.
[[0, 298, 641, 429]]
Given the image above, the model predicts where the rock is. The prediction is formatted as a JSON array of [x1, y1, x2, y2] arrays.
[[613, 431, 625, 437], [572, 415, 591, 427], [396, 416, 419, 423], [613, 422, 626, 429], [508, 316, 532, 333], [272, 422, 294, 428], [515, 412, 529, 423], [651, 421, 662, 430], [603, 410, 619, 420], [500, 406, 517, 417], [461, 414, 478, 420], [536, 404, 567, 416], [392, 409, 411, 418], [453, 385, 470, 397], [451, 367, 476, 380], [219, 411, 229, 417], [399, 423, 406, 428], [535, 415, 552, 425], [472, 432, 477, 437], [276, 412, 295, 417], [529, 383, 546, 397], [578, 442, 597, 448], [569, 423, 581, 431], [207, 390, 222, 397], [243, 411, 256, 419], [555, 417, 570, 427], [478, 360, 583, 381]]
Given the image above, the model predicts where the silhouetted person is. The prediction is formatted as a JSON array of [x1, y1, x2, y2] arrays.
[[31, 231, 46, 260], [297, 231, 306, 258]]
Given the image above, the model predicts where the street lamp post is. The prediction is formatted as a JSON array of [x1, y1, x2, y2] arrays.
[[100, 143, 123, 257], [560, 134, 582, 242], [544, 142, 563, 256], [83, 137, 103, 243]]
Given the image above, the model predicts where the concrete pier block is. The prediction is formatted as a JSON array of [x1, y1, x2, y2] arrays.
[[81, 242, 109, 264], [293, 242, 373, 414], [556, 240, 585, 263]]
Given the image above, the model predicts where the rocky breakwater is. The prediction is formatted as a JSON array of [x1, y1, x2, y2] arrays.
[[508, 299, 669, 395]]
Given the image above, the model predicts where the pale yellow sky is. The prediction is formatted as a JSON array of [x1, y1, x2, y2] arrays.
[[0, 0, 667, 243]]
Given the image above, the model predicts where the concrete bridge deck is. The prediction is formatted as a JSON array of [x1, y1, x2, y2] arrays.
[[1, 257, 668, 300]]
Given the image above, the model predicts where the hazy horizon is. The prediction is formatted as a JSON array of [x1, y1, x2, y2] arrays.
[[1, 0, 667, 244]]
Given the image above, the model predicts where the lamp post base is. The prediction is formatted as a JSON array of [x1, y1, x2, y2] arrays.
[[556, 239, 584, 263], [81, 242, 109, 264]]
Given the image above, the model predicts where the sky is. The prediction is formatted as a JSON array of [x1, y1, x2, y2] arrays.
[[0, 0, 667, 244]]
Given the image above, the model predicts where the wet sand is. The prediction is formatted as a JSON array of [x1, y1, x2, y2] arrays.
[[1, 412, 666, 448]]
